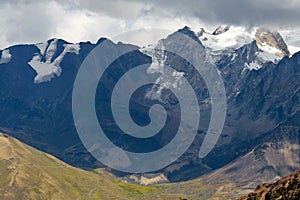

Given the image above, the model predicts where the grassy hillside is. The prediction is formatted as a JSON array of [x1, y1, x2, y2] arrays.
[[0, 133, 175, 199], [0, 133, 227, 200]]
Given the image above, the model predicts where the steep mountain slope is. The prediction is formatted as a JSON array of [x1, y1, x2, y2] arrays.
[[0, 38, 112, 170], [238, 170, 300, 200], [204, 125, 300, 191], [147, 27, 300, 181]]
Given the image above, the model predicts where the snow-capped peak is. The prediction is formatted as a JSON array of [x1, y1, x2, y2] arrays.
[[195, 26, 292, 58], [198, 26, 255, 52], [190, 25, 297, 70]]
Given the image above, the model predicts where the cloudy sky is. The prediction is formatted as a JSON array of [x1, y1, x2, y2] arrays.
[[1, 0, 300, 49]]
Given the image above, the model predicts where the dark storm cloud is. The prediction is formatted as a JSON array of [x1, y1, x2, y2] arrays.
[[3, 0, 300, 27], [70, 0, 300, 27], [165, 0, 300, 27]]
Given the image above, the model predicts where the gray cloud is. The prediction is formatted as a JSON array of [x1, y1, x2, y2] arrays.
[[0, 0, 300, 49], [185, 0, 300, 27], [67, 0, 300, 27]]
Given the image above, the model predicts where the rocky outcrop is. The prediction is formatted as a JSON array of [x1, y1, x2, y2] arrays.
[[212, 25, 230, 35], [238, 170, 300, 200], [255, 28, 290, 57]]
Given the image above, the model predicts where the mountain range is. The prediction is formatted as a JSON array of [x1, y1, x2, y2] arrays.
[[0, 25, 299, 196]]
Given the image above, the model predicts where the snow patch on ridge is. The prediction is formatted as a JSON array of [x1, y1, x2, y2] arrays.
[[245, 61, 261, 71], [29, 40, 80, 83], [45, 39, 58, 62], [256, 50, 279, 63], [53, 43, 80, 67], [0, 49, 12, 64], [257, 42, 282, 56], [29, 55, 62, 83]]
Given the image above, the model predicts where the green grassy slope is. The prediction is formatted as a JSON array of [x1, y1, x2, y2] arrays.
[[0, 133, 170, 199], [0, 133, 229, 200]]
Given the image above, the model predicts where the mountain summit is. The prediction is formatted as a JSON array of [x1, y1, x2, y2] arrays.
[[255, 28, 290, 57]]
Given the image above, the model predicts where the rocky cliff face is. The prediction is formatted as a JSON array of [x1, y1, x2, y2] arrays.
[[255, 28, 290, 57]]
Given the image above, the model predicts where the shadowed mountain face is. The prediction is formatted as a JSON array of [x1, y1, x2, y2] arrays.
[[0, 26, 299, 183]]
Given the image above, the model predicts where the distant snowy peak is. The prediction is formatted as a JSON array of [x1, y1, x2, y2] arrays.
[[141, 26, 284, 73], [194, 26, 290, 56], [29, 39, 80, 83], [189, 25, 296, 71], [0, 49, 12, 64]]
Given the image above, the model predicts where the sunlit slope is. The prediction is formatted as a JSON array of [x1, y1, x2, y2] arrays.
[[0, 133, 175, 200], [0, 133, 232, 200]]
